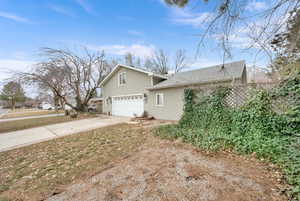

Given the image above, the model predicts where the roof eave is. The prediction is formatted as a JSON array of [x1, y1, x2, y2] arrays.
[[100, 64, 167, 87], [147, 77, 242, 91]]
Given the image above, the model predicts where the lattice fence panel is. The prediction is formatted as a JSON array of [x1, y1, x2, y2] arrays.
[[190, 83, 287, 113], [225, 86, 253, 107]]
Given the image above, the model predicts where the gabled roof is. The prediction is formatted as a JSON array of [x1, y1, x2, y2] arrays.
[[100, 64, 167, 86], [148, 60, 246, 90]]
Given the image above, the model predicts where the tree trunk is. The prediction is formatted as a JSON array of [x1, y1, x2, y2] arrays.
[[11, 98, 15, 111], [76, 102, 87, 112], [60, 98, 65, 110], [54, 96, 58, 112]]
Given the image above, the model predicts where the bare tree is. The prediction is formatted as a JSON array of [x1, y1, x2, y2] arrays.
[[18, 47, 111, 112], [151, 49, 170, 74], [145, 49, 188, 74], [124, 52, 143, 67], [110, 58, 120, 68], [164, 0, 300, 61], [124, 52, 134, 66], [37, 63, 68, 111], [174, 49, 187, 73], [136, 57, 141, 67], [144, 58, 155, 71]]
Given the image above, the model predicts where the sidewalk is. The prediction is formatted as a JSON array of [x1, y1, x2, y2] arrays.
[[0, 116, 129, 152]]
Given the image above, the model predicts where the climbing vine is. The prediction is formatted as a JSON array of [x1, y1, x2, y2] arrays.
[[156, 73, 300, 200]]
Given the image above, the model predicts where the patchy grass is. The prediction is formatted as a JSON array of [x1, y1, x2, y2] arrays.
[[1, 110, 63, 119], [0, 114, 96, 133], [0, 124, 147, 201]]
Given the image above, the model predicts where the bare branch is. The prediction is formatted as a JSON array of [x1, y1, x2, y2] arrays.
[[16, 47, 112, 112], [174, 49, 188, 73]]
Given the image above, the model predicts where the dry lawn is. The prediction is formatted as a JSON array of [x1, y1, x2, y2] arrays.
[[46, 137, 288, 201], [0, 124, 147, 201], [1, 109, 63, 119], [0, 114, 95, 133], [0, 122, 288, 201]]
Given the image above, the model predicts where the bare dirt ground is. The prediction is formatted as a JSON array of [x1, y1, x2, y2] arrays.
[[46, 134, 287, 201]]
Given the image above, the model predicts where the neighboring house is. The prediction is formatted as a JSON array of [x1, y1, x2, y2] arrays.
[[100, 60, 247, 120], [247, 66, 274, 83]]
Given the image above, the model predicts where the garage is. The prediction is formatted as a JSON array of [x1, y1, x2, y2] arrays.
[[111, 94, 144, 117]]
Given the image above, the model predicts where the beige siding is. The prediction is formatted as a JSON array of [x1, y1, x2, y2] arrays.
[[102, 66, 245, 120], [102, 67, 152, 114], [147, 87, 185, 121], [147, 80, 238, 121]]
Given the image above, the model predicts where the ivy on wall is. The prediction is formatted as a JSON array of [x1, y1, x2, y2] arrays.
[[156, 72, 300, 200]]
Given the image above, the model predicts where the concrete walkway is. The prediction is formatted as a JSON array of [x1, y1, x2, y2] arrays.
[[0, 113, 64, 122], [0, 116, 129, 152]]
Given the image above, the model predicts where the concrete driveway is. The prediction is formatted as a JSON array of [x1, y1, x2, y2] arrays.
[[0, 116, 129, 152]]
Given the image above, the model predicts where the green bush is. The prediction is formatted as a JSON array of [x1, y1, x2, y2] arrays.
[[155, 75, 300, 200]]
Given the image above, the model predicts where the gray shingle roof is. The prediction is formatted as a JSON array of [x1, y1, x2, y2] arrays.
[[148, 60, 246, 90]]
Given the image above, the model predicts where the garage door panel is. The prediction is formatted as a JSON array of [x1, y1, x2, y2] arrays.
[[112, 95, 144, 117]]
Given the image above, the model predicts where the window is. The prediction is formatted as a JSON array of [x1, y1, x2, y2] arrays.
[[118, 72, 126, 86], [155, 93, 164, 106], [106, 98, 110, 105]]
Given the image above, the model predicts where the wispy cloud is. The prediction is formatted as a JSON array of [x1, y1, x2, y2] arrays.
[[246, 1, 268, 12], [0, 59, 34, 81], [212, 29, 257, 49], [170, 7, 214, 28], [0, 11, 31, 23], [75, 0, 95, 15], [48, 4, 76, 17], [223, 11, 289, 49], [87, 44, 156, 58], [128, 30, 144, 37]]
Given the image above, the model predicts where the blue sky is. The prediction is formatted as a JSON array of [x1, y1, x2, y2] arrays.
[[0, 0, 273, 83]]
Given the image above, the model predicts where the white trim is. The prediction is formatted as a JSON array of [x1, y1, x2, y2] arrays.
[[100, 64, 167, 86], [120, 64, 167, 79], [155, 93, 164, 106], [111, 93, 144, 98]]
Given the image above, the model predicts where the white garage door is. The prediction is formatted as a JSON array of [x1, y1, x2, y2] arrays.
[[112, 94, 144, 117]]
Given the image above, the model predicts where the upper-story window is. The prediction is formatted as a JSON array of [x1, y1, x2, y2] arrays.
[[118, 72, 126, 86]]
